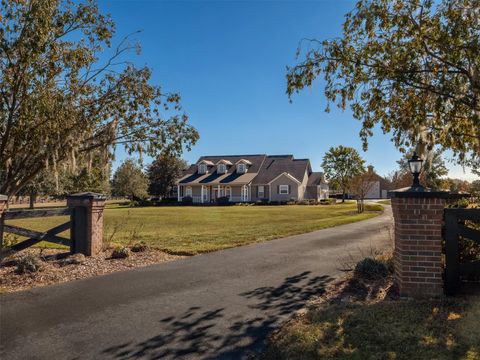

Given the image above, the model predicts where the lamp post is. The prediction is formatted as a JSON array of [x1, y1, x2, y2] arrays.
[[408, 152, 424, 189]]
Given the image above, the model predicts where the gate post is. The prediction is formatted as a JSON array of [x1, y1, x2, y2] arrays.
[[390, 188, 449, 297], [0, 195, 7, 253], [67, 192, 106, 256]]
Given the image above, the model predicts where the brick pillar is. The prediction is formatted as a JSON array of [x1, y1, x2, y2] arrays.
[[67, 192, 106, 256], [0, 195, 7, 253], [390, 189, 449, 297]]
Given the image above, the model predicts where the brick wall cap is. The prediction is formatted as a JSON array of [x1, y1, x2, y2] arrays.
[[0, 194, 7, 201], [389, 187, 451, 199], [67, 192, 107, 200]]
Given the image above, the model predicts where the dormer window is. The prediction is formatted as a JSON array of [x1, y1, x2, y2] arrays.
[[237, 163, 246, 174], [217, 164, 226, 174], [198, 164, 207, 174]]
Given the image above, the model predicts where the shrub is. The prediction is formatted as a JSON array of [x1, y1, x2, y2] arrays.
[[131, 241, 149, 253], [15, 254, 43, 274], [182, 196, 193, 205], [216, 196, 230, 205], [111, 246, 130, 259], [269, 201, 279, 205], [354, 257, 388, 280], [255, 199, 269, 206]]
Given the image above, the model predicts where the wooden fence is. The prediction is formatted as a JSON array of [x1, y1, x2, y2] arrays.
[[444, 208, 480, 295], [2, 207, 73, 252], [0, 192, 107, 256]]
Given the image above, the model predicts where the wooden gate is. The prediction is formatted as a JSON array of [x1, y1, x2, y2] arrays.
[[1, 207, 73, 252], [444, 208, 480, 295]]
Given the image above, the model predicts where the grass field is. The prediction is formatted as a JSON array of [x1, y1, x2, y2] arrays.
[[4, 203, 383, 255]]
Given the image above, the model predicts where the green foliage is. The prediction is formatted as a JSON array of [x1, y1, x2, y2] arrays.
[[111, 246, 130, 259], [354, 257, 389, 279], [287, 0, 480, 170], [0, 0, 199, 198], [111, 159, 148, 199], [15, 254, 43, 274], [397, 149, 448, 188], [147, 155, 187, 198], [321, 146, 365, 201], [181, 195, 193, 204]]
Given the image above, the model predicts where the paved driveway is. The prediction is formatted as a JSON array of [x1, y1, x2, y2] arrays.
[[1, 207, 393, 360]]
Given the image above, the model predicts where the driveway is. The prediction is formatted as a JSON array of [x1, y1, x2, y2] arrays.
[[1, 207, 393, 359]]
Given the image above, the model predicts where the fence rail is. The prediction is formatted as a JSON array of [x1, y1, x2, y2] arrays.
[[1, 207, 73, 252], [444, 208, 480, 295]]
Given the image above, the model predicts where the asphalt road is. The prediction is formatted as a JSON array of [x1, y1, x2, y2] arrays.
[[1, 206, 393, 360]]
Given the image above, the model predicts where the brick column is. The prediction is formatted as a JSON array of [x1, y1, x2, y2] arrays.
[[390, 189, 449, 297], [0, 195, 7, 253], [67, 192, 106, 256]]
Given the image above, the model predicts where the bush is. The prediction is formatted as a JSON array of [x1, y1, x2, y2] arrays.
[[354, 257, 388, 280], [15, 254, 43, 274], [111, 246, 130, 259], [216, 196, 231, 205], [255, 199, 269, 206], [131, 241, 149, 253], [181, 196, 193, 205]]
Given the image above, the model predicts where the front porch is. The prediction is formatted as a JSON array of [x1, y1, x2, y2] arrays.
[[177, 184, 251, 203]]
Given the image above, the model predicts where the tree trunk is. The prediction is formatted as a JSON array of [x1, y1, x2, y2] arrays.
[[342, 190, 346, 203], [29, 190, 36, 209]]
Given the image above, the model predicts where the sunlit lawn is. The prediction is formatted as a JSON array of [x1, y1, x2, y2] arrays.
[[5, 203, 383, 255]]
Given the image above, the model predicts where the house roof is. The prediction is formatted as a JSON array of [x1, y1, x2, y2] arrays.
[[178, 154, 316, 186], [307, 172, 326, 186], [252, 156, 311, 184]]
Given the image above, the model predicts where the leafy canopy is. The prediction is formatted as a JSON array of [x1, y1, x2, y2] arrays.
[[111, 159, 148, 199], [287, 0, 480, 170], [321, 146, 365, 198], [0, 0, 199, 197], [147, 155, 187, 198]]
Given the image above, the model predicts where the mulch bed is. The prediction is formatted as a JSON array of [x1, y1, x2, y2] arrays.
[[0, 248, 184, 293]]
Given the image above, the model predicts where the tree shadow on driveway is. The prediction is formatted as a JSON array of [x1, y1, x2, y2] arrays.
[[100, 271, 333, 359]]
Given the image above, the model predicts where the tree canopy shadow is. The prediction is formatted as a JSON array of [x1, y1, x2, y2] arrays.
[[100, 271, 333, 359]]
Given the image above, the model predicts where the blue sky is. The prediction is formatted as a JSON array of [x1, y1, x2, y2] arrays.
[[100, 0, 475, 180]]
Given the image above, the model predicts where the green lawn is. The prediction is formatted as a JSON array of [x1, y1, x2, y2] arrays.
[[5, 203, 382, 255]]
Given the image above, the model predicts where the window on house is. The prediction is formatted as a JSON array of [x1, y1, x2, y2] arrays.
[[186, 186, 192, 197], [258, 185, 264, 198], [198, 164, 207, 174], [237, 163, 246, 173], [218, 164, 226, 174], [279, 185, 289, 194]]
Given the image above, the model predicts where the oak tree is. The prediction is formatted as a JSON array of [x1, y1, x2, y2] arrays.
[[288, 0, 480, 171], [0, 0, 199, 198], [321, 146, 365, 202]]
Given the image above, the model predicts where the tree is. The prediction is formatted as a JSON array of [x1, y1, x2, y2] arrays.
[[111, 159, 148, 200], [147, 155, 187, 199], [0, 0, 199, 198], [397, 149, 448, 188], [470, 180, 480, 195], [349, 167, 377, 213], [287, 0, 479, 171], [321, 146, 365, 202]]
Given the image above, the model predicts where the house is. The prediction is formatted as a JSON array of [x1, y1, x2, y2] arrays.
[[364, 166, 392, 199], [176, 154, 329, 203]]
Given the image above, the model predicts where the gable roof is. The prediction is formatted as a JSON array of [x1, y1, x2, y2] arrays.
[[307, 172, 327, 186], [252, 156, 311, 184], [178, 154, 312, 186]]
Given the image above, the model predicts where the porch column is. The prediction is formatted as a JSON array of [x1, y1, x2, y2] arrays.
[[218, 184, 221, 198], [177, 185, 181, 201], [201, 186, 204, 203]]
